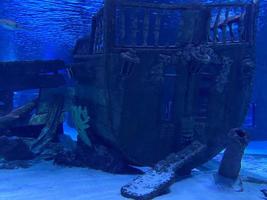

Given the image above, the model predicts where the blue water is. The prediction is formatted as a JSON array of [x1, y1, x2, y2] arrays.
[[0, 2, 266, 200], [0, 0, 266, 62], [0, 0, 103, 61]]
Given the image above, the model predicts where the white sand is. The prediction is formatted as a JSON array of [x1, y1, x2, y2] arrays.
[[0, 142, 266, 200]]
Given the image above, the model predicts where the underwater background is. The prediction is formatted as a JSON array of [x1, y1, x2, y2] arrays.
[[0, 0, 267, 139], [0, 1, 266, 200], [0, 0, 266, 62]]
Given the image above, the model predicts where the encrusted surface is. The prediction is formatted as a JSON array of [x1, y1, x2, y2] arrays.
[[121, 141, 206, 200]]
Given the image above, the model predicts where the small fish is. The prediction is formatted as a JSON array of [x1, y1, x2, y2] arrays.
[[0, 19, 23, 30]]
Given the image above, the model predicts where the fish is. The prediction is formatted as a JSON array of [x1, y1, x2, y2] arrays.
[[0, 19, 24, 30]]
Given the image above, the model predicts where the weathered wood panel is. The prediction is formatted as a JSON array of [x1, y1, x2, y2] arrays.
[[0, 60, 66, 91]]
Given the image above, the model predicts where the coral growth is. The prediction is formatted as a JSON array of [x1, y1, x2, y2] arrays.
[[71, 105, 91, 147]]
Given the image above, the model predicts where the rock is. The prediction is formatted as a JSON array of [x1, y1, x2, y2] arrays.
[[218, 129, 249, 180], [213, 129, 249, 192], [37, 142, 63, 161], [54, 136, 143, 174], [75, 140, 143, 174], [59, 134, 76, 151], [0, 159, 32, 169], [214, 173, 244, 192], [0, 136, 34, 161], [54, 149, 77, 166]]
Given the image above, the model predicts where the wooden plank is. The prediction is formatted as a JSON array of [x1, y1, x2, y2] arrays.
[[130, 15, 139, 46], [154, 12, 162, 47], [93, 21, 99, 53], [31, 98, 64, 154], [89, 16, 97, 54], [213, 8, 222, 43], [238, 7, 245, 42], [143, 9, 150, 46], [120, 10, 126, 45], [251, 1, 260, 43], [121, 141, 206, 200], [0, 74, 66, 91], [111, 3, 253, 49], [0, 91, 13, 116], [116, 0, 248, 10], [93, 8, 104, 54], [113, 41, 250, 51], [0, 60, 66, 74], [104, 0, 116, 53], [206, 8, 212, 43], [206, 3, 250, 8], [73, 55, 105, 61], [76, 85, 108, 106], [0, 100, 37, 129], [247, 3, 257, 44], [222, 8, 230, 43]]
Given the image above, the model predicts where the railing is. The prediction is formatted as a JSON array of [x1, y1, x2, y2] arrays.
[[207, 5, 249, 44], [89, 0, 258, 54], [114, 4, 182, 48]]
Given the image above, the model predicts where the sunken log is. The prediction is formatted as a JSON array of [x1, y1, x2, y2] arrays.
[[31, 96, 64, 155], [0, 100, 37, 129], [0, 60, 66, 91], [218, 129, 249, 180], [121, 141, 206, 200]]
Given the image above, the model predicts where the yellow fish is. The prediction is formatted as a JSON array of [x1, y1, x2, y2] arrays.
[[0, 19, 23, 30]]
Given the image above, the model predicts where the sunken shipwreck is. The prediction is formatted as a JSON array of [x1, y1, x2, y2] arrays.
[[0, 0, 265, 200]]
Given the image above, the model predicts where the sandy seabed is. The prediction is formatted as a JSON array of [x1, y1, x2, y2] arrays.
[[0, 141, 266, 200]]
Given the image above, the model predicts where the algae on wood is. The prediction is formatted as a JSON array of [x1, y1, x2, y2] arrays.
[[71, 105, 92, 147]]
